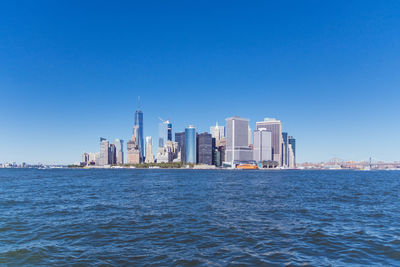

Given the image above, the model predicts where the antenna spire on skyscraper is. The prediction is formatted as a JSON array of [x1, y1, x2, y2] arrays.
[[138, 96, 141, 110]]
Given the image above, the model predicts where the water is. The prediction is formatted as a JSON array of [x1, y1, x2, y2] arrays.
[[0, 169, 399, 266]]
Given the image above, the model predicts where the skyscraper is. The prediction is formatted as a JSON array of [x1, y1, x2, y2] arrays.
[[225, 116, 253, 163], [158, 120, 169, 148], [210, 122, 225, 141], [113, 139, 124, 165], [145, 136, 154, 163], [253, 129, 272, 163], [282, 132, 288, 167], [288, 136, 296, 166], [256, 118, 283, 165], [134, 109, 144, 161], [175, 132, 186, 162], [99, 137, 109, 166], [108, 143, 116, 165], [167, 122, 172, 141], [197, 132, 213, 165], [127, 125, 141, 164], [185, 125, 197, 164]]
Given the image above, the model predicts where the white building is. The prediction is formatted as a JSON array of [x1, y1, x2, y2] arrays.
[[210, 122, 225, 141], [256, 118, 283, 166], [253, 129, 272, 163]]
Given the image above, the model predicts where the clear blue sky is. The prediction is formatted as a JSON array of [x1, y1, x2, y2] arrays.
[[1, 1, 399, 164]]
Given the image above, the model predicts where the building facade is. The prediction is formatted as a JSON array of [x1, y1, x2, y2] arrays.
[[197, 132, 213, 165], [210, 122, 225, 142], [127, 125, 141, 164], [134, 109, 144, 161], [288, 136, 296, 166], [145, 136, 154, 163], [99, 138, 109, 166], [175, 132, 185, 162], [253, 129, 272, 163], [185, 125, 197, 164], [113, 139, 124, 165], [158, 120, 169, 148], [256, 118, 283, 166], [225, 116, 253, 163]]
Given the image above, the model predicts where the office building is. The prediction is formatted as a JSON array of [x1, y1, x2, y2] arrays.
[[248, 126, 252, 146], [145, 136, 154, 163], [185, 125, 197, 164], [253, 129, 272, 163], [175, 132, 185, 162], [197, 132, 213, 165], [282, 132, 288, 167], [113, 139, 124, 165], [256, 118, 283, 165], [134, 109, 144, 161], [210, 122, 225, 141], [99, 138, 109, 166], [127, 125, 141, 164], [225, 116, 253, 163], [289, 136, 296, 166], [158, 120, 170, 148], [109, 143, 116, 165], [156, 141, 178, 163], [288, 143, 295, 168], [167, 122, 172, 141]]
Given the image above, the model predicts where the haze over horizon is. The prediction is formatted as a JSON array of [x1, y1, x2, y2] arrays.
[[1, 1, 399, 164]]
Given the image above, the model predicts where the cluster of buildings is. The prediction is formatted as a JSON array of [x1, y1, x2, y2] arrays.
[[82, 103, 297, 168]]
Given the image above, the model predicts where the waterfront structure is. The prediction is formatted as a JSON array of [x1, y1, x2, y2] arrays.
[[99, 138, 109, 166], [256, 118, 283, 165], [210, 122, 225, 142], [225, 116, 253, 163], [197, 132, 213, 165], [253, 129, 272, 163], [158, 120, 170, 148], [145, 136, 154, 163], [175, 132, 185, 162], [113, 139, 124, 165], [134, 109, 144, 161], [127, 125, 141, 164], [185, 125, 197, 164]]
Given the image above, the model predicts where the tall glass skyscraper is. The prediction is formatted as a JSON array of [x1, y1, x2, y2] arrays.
[[185, 125, 197, 164], [167, 122, 172, 141], [134, 109, 144, 161]]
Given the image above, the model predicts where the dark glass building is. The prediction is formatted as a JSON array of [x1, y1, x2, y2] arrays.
[[167, 123, 172, 141], [282, 132, 288, 166], [175, 132, 186, 162], [197, 132, 213, 165], [134, 110, 144, 161]]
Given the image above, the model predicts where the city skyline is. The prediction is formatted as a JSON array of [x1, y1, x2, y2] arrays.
[[1, 1, 399, 164]]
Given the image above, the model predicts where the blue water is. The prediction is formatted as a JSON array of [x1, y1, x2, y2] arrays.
[[0, 169, 399, 266]]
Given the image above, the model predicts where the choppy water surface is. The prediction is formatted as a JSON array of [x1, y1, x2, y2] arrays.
[[0, 169, 399, 266]]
